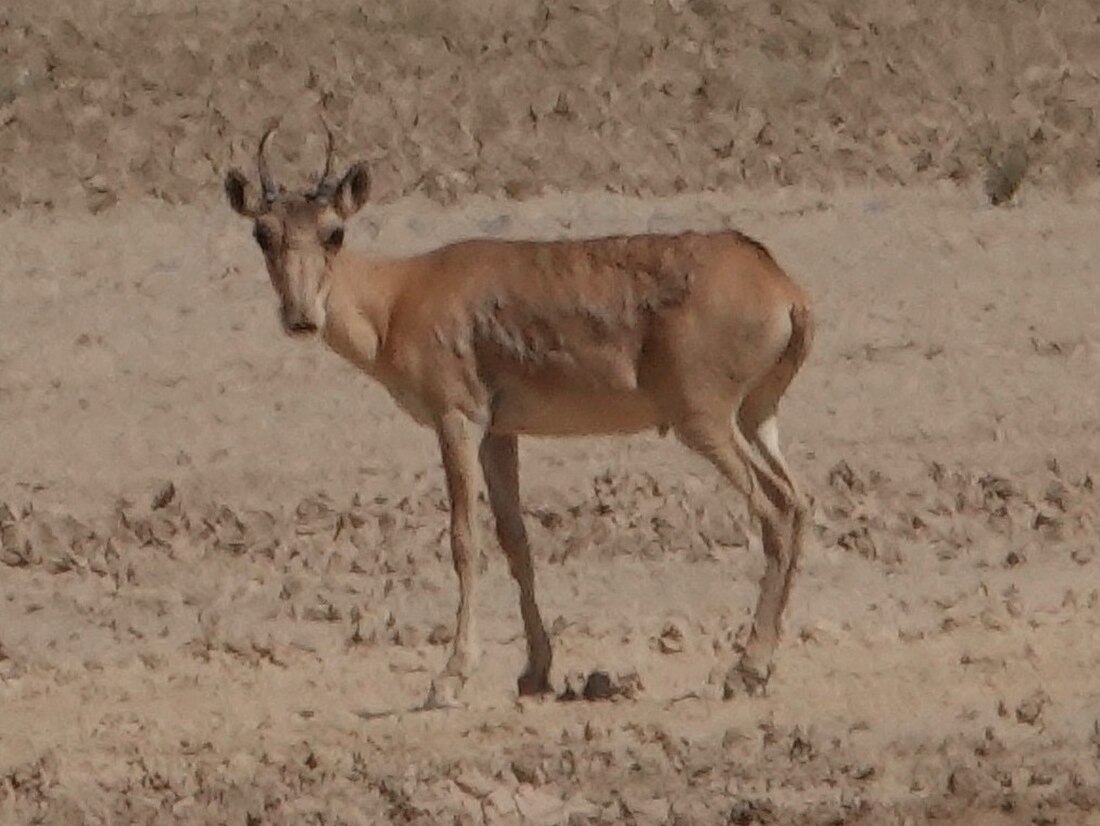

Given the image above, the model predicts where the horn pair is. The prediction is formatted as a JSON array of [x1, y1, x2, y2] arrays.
[[256, 119, 338, 201]]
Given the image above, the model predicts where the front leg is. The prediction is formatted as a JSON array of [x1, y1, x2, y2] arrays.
[[479, 433, 553, 697], [423, 410, 485, 709]]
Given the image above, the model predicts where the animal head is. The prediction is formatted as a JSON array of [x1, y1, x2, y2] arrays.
[[224, 123, 371, 338]]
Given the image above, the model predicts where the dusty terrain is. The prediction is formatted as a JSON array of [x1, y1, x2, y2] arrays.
[[2, 185, 1100, 824], [3, 1, 1100, 824]]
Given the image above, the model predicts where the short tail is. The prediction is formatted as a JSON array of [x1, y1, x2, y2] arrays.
[[777, 300, 814, 387], [778, 301, 813, 542]]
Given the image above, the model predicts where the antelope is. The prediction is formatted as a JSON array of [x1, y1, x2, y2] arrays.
[[224, 125, 814, 708]]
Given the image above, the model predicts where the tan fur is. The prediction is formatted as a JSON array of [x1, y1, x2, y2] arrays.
[[226, 130, 814, 706]]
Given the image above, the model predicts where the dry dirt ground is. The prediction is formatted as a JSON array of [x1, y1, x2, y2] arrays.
[[3, 1, 1100, 824], [1, 184, 1099, 825]]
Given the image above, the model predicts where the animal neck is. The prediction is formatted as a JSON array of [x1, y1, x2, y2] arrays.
[[320, 250, 399, 371]]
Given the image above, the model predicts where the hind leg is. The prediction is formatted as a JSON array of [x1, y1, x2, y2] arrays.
[[734, 386, 808, 692], [675, 411, 800, 697]]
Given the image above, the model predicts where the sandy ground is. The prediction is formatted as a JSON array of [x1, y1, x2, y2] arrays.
[[2, 2, 1100, 822], [1, 183, 1099, 824]]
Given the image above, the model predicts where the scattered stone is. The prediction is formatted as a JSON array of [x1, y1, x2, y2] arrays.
[[1016, 691, 1049, 726], [482, 787, 519, 824], [828, 460, 864, 494], [727, 797, 776, 825], [836, 525, 878, 560], [978, 473, 1015, 501], [947, 764, 999, 801], [657, 621, 684, 654], [582, 671, 615, 701], [1071, 548, 1094, 566], [151, 481, 176, 511], [623, 794, 671, 825], [513, 787, 564, 825], [511, 756, 541, 786], [788, 728, 814, 763], [427, 624, 453, 645], [452, 768, 497, 800]]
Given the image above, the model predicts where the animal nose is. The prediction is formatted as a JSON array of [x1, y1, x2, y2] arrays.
[[283, 309, 318, 335]]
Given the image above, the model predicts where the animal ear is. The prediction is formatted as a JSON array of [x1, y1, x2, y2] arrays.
[[333, 162, 371, 218], [225, 168, 260, 217]]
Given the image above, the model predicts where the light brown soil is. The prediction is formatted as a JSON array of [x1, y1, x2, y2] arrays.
[[3, 1, 1100, 824], [2, 185, 1100, 824]]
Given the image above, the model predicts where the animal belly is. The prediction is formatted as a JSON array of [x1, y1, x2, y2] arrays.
[[490, 385, 662, 436]]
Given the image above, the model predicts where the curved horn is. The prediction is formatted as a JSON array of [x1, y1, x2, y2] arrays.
[[257, 126, 279, 202], [317, 118, 337, 194]]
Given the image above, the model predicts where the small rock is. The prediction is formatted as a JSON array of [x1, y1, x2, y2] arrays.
[[978, 609, 1008, 632], [1015, 691, 1049, 726], [617, 670, 644, 699], [514, 787, 565, 825], [1044, 480, 1069, 511], [851, 764, 876, 781], [658, 621, 685, 654], [1071, 549, 1094, 566], [624, 795, 671, 825], [789, 729, 814, 763], [453, 768, 498, 800], [394, 624, 421, 647], [582, 671, 615, 701], [798, 620, 843, 645], [828, 460, 864, 494], [978, 473, 1015, 501], [483, 787, 519, 824], [948, 765, 997, 801], [511, 756, 541, 786], [722, 727, 747, 750], [427, 624, 453, 645], [564, 797, 602, 824], [151, 481, 176, 511], [984, 143, 1027, 206], [670, 799, 719, 824], [727, 798, 776, 825]]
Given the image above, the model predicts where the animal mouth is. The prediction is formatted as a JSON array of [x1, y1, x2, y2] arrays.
[[284, 319, 319, 338]]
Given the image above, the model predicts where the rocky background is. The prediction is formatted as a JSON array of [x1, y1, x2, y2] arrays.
[[1, 0, 1099, 212]]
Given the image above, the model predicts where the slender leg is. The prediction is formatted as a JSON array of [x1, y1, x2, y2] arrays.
[[479, 433, 553, 696], [676, 415, 798, 698], [736, 409, 808, 683], [423, 410, 485, 709]]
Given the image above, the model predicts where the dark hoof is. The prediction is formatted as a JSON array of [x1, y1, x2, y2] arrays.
[[517, 669, 552, 697]]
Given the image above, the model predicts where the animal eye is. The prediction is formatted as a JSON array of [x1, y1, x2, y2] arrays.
[[323, 227, 344, 250], [253, 224, 274, 250]]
